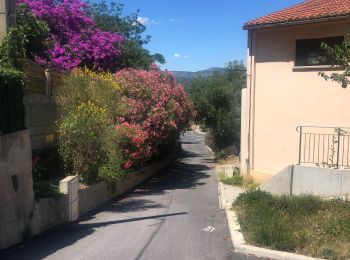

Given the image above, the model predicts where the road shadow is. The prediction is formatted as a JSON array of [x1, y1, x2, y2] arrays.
[[181, 141, 202, 144], [1, 212, 187, 260], [104, 198, 166, 213], [1, 139, 212, 260], [180, 149, 202, 158], [152, 161, 211, 189]]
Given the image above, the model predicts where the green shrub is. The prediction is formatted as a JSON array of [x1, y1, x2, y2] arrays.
[[215, 149, 228, 161], [0, 68, 25, 135], [0, 28, 27, 70], [59, 100, 123, 184], [233, 190, 350, 259], [188, 61, 245, 150], [0, 4, 48, 70], [234, 189, 271, 205], [56, 71, 124, 184], [32, 145, 65, 182], [32, 145, 66, 199], [219, 173, 243, 186], [0, 4, 48, 135], [33, 181, 62, 200]]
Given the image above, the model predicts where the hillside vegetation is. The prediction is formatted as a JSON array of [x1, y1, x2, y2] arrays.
[[187, 61, 245, 154]]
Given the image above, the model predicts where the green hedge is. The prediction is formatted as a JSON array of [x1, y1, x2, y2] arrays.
[[0, 68, 25, 135]]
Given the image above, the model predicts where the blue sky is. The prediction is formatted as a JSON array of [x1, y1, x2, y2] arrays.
[[116, 0, 303, 72]]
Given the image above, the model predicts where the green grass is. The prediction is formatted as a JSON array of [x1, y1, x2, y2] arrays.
[[219, 167, 259, 190], [233, 190, 350, 259], [219, 172, 243, 186]]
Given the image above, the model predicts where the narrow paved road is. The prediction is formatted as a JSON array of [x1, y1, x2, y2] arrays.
[[2, 131, 258, 260]]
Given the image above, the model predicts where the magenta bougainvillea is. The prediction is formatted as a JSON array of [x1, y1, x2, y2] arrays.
[[115, 66, 194, 169], [19, 0, 124, 71]]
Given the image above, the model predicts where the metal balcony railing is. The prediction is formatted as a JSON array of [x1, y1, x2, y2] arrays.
[[296, 126, 350, 168]]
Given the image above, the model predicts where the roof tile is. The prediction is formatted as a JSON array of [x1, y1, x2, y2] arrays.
[[244, 0, 350, 29]]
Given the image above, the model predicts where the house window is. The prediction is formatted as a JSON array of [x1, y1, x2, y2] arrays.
[[295, 36, 344, 66]]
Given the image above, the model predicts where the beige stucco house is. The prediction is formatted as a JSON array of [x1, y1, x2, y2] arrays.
[[240, 0, 350, 182]]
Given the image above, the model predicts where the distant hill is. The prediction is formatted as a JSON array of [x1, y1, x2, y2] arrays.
[[172, 67, 226, 88], [172, 67, 225, 79]]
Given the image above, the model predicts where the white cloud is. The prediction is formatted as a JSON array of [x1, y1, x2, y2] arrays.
[[137, 16, 158, 25], [174, 53, 190, 59], [169, 18, 183, 23]]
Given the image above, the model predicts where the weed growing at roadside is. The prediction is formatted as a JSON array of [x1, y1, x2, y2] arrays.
[[219, 172, 243, 186], [233, 190, 350, 259], [219, 167, 259, 190], [215, 149, 228, 162]]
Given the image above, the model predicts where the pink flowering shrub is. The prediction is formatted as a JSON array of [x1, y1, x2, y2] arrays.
[[115, 123, 151, 170], [19, 0, 124, 71], [57, 67, 193, 183], [115, 66, 194, 169]]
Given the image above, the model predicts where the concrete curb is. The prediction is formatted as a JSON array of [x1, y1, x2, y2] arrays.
[[191, 128, 207, 135], [205, 144, 213, 153], [225, 210, 320, 260], [217, 183, 322, 260]]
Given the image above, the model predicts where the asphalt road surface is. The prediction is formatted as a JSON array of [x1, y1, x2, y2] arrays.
[[2, 131, 259, 260]]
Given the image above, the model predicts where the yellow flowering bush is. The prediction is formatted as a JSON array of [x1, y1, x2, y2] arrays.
[[73, 67, 122, 91], [57, 70, 125, 184], [57, 67, 194, 184]]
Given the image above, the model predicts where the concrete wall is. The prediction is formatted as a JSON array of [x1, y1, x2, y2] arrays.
[[79, 182, 111, 217], [30, 196, 68, 237], [242, 20, 350, 179], [261, 165, 350, 197], [0, 130, 34, 250], [0, 130, 66, 249], [22, 62, 63, 150], [79, 153, 176, 216], [23, 94, 58, 149], [0, 0, 16, 39]]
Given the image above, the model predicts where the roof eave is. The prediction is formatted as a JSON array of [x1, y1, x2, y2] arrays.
[[243, 14, 350, 30]]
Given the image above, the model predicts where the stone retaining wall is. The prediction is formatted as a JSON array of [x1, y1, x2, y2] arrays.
[[30, 196, 68, 237], [78, 153, 176, 217], [23, 94, 58, 149]]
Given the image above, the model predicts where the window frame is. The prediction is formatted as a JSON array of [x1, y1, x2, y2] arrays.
[[294, 36, 345, 68]]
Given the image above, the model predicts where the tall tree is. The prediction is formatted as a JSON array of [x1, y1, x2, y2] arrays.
[[86, 1, 165, 70], [188, 61, 245, 151]]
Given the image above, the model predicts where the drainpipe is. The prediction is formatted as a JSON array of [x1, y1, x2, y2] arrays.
[[246, 29, 255, 175]]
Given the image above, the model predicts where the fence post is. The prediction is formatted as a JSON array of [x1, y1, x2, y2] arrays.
[[60, 176, 79, 222], [336, 128, 341, 169], [298, 126, 303, 165]]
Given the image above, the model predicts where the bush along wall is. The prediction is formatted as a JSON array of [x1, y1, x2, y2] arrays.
[[57, 67, 194, 185], [0, 68, 25, 135]]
